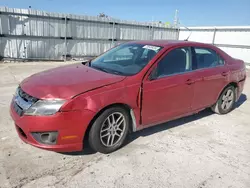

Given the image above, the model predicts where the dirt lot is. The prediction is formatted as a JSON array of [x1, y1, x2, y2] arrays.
[[0, 62, 249, 188]]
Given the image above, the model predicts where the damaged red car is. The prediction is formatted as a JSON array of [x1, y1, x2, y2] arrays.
[[10, 40, 246, 153]]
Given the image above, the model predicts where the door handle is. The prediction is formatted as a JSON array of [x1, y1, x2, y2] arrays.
[[221, 72, 229, 77], [186, 79, 195, 85]]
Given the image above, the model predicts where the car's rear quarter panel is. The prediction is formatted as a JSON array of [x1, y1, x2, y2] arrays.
[[227, 58, 246, 99], [229, 59, 246, 81]]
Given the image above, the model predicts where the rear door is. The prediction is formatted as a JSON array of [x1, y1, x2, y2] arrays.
[[141, 47, 195, 127], [191, 47, 229, 110]]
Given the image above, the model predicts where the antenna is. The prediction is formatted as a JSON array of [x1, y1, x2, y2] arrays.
[[182, 25, 192, 41]]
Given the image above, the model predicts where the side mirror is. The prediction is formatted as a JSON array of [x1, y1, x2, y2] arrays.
[[81, 57, 94, 65], [149, 68, 158, 81], [81, 60, 89, 65]]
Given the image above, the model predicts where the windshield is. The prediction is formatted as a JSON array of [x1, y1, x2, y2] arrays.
[[90, 43, 163, 76]]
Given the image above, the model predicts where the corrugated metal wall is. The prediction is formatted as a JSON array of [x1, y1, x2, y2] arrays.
[[0, 7, 179, 60], [179, 26, 250, 64]]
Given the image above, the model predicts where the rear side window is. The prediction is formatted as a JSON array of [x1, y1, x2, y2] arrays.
[[156, 47, 192, 77], [194, 48, 224, 69]]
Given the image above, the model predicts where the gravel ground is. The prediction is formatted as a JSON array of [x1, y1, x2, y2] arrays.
[[0, 62, 249, 188]]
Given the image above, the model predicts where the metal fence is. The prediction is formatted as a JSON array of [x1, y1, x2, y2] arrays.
[[0, 7, 179, 61], [179, 26, 250, 64]]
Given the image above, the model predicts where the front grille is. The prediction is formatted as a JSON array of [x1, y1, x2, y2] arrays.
[[13, 102, 23, 116], [18, 87, 38, 103], [13, 87, 38, 116]]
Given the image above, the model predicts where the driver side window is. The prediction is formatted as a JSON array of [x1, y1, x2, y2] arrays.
[[155, 47, 192, 78]]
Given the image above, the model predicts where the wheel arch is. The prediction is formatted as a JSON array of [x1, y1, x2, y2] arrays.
[[83, 103, 137, 142], [216, 82, 238, 103]]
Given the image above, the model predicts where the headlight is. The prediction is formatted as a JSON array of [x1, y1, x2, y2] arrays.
[[24, 100, 66, 116]]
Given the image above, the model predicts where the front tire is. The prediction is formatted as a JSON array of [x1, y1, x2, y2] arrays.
[[211, 86, 236, 114], [88, 107, 130, 154]]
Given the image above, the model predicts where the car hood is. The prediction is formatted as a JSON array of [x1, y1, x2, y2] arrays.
[[20, 63, 125, 99]]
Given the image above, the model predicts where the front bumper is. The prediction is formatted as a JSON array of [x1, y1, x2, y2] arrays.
[[10, 100, 95, 152]]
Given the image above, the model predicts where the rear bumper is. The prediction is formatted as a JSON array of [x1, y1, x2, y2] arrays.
[[10, 100, 95, 152], [236, 78, 246, 101]]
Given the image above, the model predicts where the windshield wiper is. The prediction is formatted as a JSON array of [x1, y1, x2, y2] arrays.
[[91, 66, 126, 76], [107, 69, 126, 76], [91, 66, 111, 73]]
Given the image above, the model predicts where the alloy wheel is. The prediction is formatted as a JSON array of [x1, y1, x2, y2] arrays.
[[100, 112, 126, 147], [221, 89, 234, 110]]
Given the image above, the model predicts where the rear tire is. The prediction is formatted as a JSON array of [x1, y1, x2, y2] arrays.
[[88, 107, 130, 154], [211, 86, 236, 114]]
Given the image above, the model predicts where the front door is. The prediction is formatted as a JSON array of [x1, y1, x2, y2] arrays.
[[141, 47, 195, 127]]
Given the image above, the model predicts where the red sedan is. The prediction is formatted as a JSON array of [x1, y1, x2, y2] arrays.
[[10, 40, 246, 153]]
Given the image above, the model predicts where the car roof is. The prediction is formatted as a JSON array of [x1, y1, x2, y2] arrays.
[[129, 40, 213, 48]]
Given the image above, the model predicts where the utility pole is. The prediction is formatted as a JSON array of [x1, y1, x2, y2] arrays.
[[174, 9, 179, 28]]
